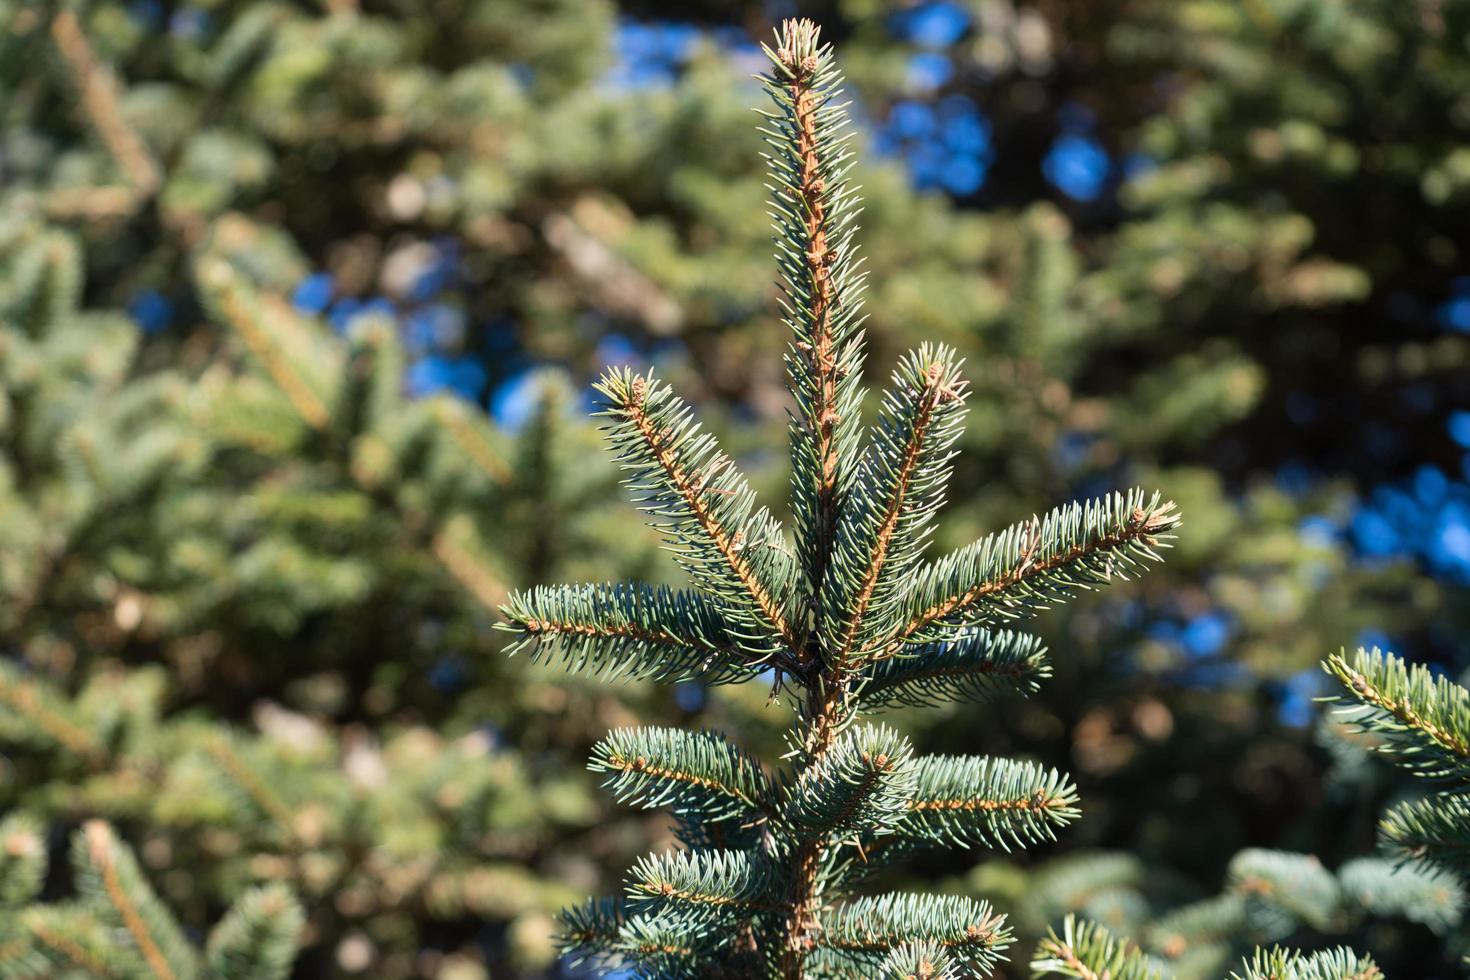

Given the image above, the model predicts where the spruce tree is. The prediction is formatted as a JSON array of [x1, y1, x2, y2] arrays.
[[502, 20, 1183, 976]]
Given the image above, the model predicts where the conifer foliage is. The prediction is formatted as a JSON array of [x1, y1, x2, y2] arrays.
[[0, 817, 303, 980], [1019, 844, 1457, 978], [1031, 915, 1382, 980], [1023, 646, 1466, 980], [1325, 646, 1470, 881], [502, 20, 1182, 977], [0, 208, 629, 975]]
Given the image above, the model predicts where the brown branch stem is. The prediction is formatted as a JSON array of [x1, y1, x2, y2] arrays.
[[85, 821, 176, 980], [787, 39, 844, 653]]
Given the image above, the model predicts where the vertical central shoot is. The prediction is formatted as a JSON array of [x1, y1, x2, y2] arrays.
[[764, 20, 866, 668]]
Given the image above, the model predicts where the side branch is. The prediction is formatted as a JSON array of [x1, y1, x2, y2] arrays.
[[0, 665, 107, 765], [834, 362, 949, 663], [620, 383, 797, 648], [84, 822, 177, 980], [519, 616, 689, 648], [601, 751, 770, 816], [202, 735, 297, 833], [1031, 916, 1160, 980], [196, 256, 335, 430], [590, 727, 776, 822], [28, 920, 114, 977], [1326, 648, 1470, 774], [897, 493, 1179, 644], [861, 629, 1050, 710], [816, 893, 1012, 969], [908, 792, 1070, 814], [502, 583, 758, 684], [431, 520, 508, 612]]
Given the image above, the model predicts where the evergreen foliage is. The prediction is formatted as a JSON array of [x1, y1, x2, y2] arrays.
[[503, 20, 1182, 976], [1030, 916, 1383, 980], [0, 206, 644, 974], [1032, 915, 1162, 980], [1326, 647, 1470, 879], [4, 0, 1469, 976], [0, 818, 303, 980], [1009, 843, 1456, 979], [1013, 643, 1470, 980], [1227, 947, 1381, 980]]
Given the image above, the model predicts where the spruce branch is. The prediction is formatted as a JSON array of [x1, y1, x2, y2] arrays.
[[0, 662, 107, 765], [502, 583, 758, 683], [195, 254, 339, 431], [200, 731, 298, 837], [783, 724, 917, 838], [895, 490, 1180, 645], [815, 893, 1012, 972], [761, 18, 868, 631], [429, 515, 510, 612], [613, 918, 708, 975], [1338, 856, 1464, 934], [1378, 792, 1470, 876], [0, 813, 46, 908], [590, 727, 775, 822], [1031, 915, 1162, 980], [1145, 893, 1246, 963], [552, 899, 620, 963], [73, 821, 198, 980], [860, 629, 1050, 711], [198, 240, 516, 611], [502, 581, 758, 681], [1322, 645, 1470, 906], [557, 896, 704, 977], [1227, 849, 1340, 935], [594, 368, 799, 656], [625, 849, 777, 926], [825, 345, 969, 665], [47, 10, 161, 219], [557, 896, 628, 967], [877, 942, 962, 980], [12, 816, 305, 978], [1, 226, 84, 336], [204, 884, 305, 980], [18, 906, 117, 978], [1228, 946, 1382, 980], [513, 17, 1183, 977], [427, 396, 513, 488], [899, 756, 1080, 851], [1324, 646, 1470, 781]]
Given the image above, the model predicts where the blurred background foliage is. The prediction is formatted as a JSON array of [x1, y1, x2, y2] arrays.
[[2, 0, 1469, 976]]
